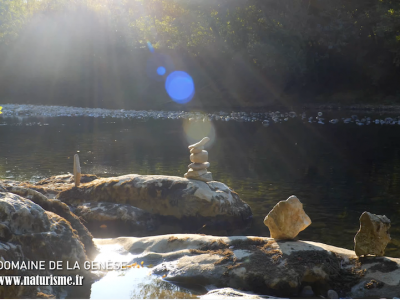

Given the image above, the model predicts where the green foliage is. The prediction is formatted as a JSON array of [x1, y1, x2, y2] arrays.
[[1, 0, 400, 108], [0, 0, 27, 44]]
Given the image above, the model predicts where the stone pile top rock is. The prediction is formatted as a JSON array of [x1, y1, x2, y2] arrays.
[[188, 137, 210, 149]]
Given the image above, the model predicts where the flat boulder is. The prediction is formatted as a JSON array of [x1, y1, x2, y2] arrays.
[[95, 234, 400, 299], [57, 175, 253, 235]]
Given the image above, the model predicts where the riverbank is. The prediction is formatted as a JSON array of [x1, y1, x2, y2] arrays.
[[1, 174, 400, 298], [2, 103, 400, 124], [301, 103, 400, 113]]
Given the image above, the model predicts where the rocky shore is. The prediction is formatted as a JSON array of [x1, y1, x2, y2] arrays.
[[1, 174, 399, 299], [4, 104, 400, 127]]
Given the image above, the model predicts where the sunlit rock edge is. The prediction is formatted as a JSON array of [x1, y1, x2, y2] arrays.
[[95, 234, 400, 299]]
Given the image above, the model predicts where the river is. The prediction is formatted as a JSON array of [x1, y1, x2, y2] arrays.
[[1, 111, 400, 298]]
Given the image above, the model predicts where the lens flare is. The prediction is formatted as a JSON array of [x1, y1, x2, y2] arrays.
[[146, 53, 174, 82], [165, 71, 195, 104], [183, 117, 216, 148], [147, 41, 154, 53], [157, 66, 166, 75]]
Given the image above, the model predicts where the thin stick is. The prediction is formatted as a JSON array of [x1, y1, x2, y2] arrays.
[[73, 154, 81, 187]]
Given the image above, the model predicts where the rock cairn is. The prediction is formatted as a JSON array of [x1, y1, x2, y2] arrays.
[[354, 211, 391, 257], [184, 137, 213, 182], [264, 195, 312, 240]]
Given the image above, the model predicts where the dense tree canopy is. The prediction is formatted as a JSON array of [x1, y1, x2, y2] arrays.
[[0, 0, 399, 110]]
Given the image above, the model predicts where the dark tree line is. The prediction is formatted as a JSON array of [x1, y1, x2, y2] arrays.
[[0, 0, 399, 110]]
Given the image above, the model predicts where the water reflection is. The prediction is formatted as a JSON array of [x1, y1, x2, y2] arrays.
[[91, 268, 201, 299], [94, 244, 135, 265], [91, 244, 202, 299], [130, 278, 201, 299], [0, 116, 400, 257]]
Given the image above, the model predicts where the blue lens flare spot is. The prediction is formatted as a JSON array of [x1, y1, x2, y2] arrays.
[[147, 41, 154, 53], [146, 53, 174, 82], [165, 71, 195, 104], [157, 66, 166, 76]]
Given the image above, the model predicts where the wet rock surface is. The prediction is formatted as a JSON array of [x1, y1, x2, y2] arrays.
[[95, 234, 400, 299]]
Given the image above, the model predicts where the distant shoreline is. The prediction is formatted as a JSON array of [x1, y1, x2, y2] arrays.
[[299, 103, 400, 113], [2, 103, 400, 117]]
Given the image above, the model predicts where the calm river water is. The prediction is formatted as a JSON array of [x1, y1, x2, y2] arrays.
[[1, 114, 400, 297]]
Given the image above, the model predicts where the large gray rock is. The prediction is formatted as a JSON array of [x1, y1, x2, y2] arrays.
[[5, 186, 97, 258], [0, 192, 92, 298], [94, 234, 400, 298], [354, 211, 391, 257], [56, 175, 253, 235]]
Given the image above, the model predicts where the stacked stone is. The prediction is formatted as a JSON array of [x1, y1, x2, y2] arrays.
[[184, 137, 213, 182]]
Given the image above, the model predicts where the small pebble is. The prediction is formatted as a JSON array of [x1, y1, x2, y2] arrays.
[[301, 286, 314, 298], [327, 290, 339, 299]]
